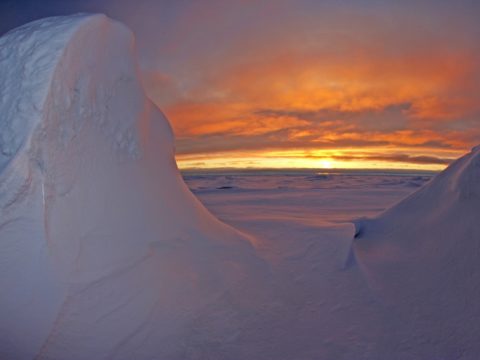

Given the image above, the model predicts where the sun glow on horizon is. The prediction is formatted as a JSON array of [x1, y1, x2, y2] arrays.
[[319, 160, 333, 169], [175, 147, 461, 171]]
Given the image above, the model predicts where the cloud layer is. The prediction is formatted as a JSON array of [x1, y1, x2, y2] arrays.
[[140, 0, 480, 169]]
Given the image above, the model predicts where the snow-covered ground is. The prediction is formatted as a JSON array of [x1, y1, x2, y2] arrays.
[[184, 170, 432, 227], [182, 161, 480, 360], [182, 171, 442, 359]]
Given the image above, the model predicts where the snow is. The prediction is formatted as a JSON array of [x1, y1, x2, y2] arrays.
[[0, 14, 265, 360], [1, 13, 479, 360], [352, 146, 480, 357], [186, 167, 480, 359]]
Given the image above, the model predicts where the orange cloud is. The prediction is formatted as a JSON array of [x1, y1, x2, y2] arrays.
[[139, 1, 480, 169]]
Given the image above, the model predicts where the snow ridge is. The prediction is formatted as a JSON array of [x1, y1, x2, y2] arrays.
[[0, 14, 265, 360], [352, 145, 480, 354]]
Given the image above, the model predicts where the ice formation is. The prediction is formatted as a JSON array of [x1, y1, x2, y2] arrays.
[[0, 14, 265, 360]]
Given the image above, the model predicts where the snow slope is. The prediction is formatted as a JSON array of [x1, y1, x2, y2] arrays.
[[353, 145, 480, 357], [0, 14, 266, 360]]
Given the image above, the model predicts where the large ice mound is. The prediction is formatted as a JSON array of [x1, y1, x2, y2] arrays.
[[0, 14, 265, 360], [353, 145, 480, 353]]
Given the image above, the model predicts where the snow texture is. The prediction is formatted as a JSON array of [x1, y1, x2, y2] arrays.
[[353, 145, 480, 358], [187, 166, 479, 359], [0, 14, 265, 360]]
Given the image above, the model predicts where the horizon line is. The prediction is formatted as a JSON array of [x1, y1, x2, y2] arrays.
[[179, 167, 440, 174]]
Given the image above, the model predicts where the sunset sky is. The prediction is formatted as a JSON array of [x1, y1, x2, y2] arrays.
[[2, 0, 480, 170]]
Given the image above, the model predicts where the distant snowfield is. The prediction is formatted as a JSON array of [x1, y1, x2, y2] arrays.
[[184, 171, 431, 226], [1, 13, 480, 360]]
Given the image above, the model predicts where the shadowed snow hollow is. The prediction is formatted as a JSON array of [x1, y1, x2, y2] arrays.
[[0, 14, 266, 360]]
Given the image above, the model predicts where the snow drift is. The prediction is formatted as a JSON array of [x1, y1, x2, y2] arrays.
[[353, 145, 480, 354], [0, 14, 265, 360]]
